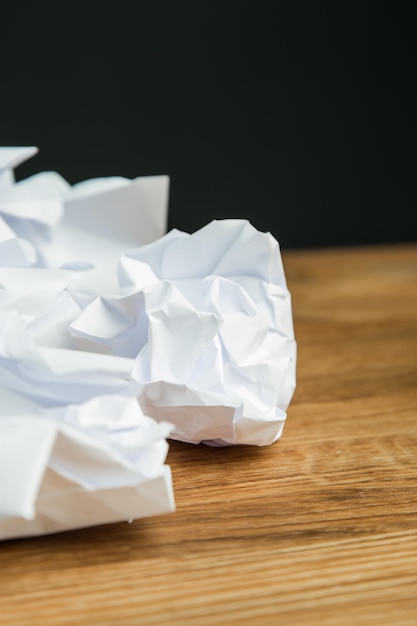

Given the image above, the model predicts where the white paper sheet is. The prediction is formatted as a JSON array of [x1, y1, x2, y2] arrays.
[[0, 147, 169, 293], [0, 148, 174, 539], [0, 391, 174, 540], [0, 146, 38, 188], [72, 219, 297, 446], [0, 146, 296, 540]]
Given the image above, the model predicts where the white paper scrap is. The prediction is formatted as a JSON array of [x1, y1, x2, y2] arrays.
[[0, 147, 173, 540], [0, 147, 169, 294], [0, 146, 38, 188], [0, 146, 296, 540], [71, 219, 297, 446], [0, 392, 175, 539]]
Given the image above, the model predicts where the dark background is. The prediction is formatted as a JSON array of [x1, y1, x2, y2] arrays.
[[1, 0, 416, 248]]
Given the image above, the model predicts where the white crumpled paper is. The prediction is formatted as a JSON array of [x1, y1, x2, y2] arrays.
[[71, 219, 297, 446], [0, 389, 174, 540], [0, 146, 169, 292], [0, 146, 296, 539], [0, 147, 173, 539]]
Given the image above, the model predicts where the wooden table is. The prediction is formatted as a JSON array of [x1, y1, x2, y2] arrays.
[[1, 244, 417, 625]]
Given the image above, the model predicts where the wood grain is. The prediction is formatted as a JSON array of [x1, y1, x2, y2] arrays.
[[1, 243, 416, 625]]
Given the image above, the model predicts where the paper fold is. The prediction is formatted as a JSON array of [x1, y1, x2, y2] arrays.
[[0, 394, 174, 540]]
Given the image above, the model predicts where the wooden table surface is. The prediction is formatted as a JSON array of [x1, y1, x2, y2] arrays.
[[1, 244, 417, 625]]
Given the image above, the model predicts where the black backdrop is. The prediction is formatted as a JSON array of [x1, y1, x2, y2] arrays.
[[1, 0, 416, 247]]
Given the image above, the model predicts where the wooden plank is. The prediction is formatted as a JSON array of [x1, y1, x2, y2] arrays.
[[1, 243, 416, 625]]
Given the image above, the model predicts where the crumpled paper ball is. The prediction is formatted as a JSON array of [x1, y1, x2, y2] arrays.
[[70, 219, 297, 446]]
